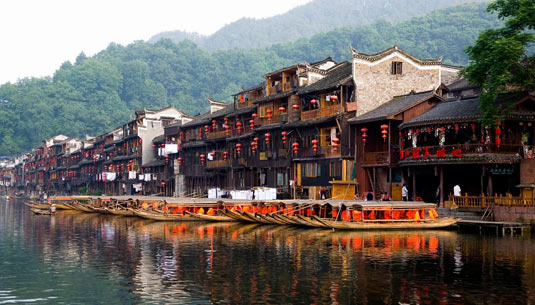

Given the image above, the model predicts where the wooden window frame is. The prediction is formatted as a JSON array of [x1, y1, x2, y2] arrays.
[[392, 61, 403, 75]]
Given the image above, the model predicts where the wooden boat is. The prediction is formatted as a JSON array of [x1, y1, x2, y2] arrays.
[[295, 214, 329, 228], [133, 209, 200, 221], [255, 213, 287, 225], [107, 208, 136, 216], [221, 209, 256, 223], [69, 201, 96, 213], [272, 213, 299, 225], [30, 208, 54, 215], [240, 211, 273, 224], [24, 201, 50, 210], [309, 202, 459, 230], [88, 206, 111, 214], [186, 211, 237, 222]]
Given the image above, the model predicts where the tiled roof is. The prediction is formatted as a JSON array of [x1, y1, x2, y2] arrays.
[[400, 92, 533, 128], [181, 141, 208, 149], [224, 106, 257, 118], [297, 62, 352, 95], [349, 90, 438, 124], [253, 90, 295, 104], [152, 135, 166, 144], [285, 116, 337, 128]]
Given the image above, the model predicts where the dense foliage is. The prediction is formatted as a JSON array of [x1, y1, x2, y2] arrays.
[[0, 3, 501, 156], [149, 0, 486, 51], [463, 0, 535, 127]]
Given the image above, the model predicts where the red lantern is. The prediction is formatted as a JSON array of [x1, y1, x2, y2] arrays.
[[281, 131, 288, 144], [152, 144, 156, 148], [311, 139, 319, 152], [361, 127, 368, 144], [165, 155, 169, 163], [265, 133, 271, 145], [236, 143, 242, 156], [380, 124, 389, 141], [292, 104, 299, 110], [455, 124, 459, 133], [212, 120, 217, 129], [225, 124, 231, 136], [267, 109, 273, 122], [179, 132, 184, 141], [310, 99, 318, 105], [330, 95, 338, 102], [252, 113, 258, 118], [236, 121, 243, 134], [200, 154, 206, 165], [332, 138, 340, 151], [292, 142, 300, 154], [161, 181, 166, 186], [223, 151, 228, 161], [279, 106, 286, 113], [496, 136, 501, 147], [249, 119, 255, 130], [204, 125, 210, 133]]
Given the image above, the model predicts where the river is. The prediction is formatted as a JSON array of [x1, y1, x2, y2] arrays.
[[1, 199, 534, 304]]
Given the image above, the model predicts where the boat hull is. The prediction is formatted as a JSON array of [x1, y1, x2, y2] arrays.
[[311, 216, 460, 230]]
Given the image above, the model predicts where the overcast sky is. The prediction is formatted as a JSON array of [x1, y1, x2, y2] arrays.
[[0, 0, 311, 84]]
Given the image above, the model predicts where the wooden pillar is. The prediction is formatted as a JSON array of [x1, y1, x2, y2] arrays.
[[488, 174, 493, 195], [388, 167, 392, 197], [440, 167, 444, 206], [412, 170, 417, 201], [373, 167, 376, 197], [481, 165, 485, 195]]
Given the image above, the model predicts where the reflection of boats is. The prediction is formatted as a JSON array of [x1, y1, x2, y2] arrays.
[[30, 208, 54, 215], [24, 201, 50, 210]]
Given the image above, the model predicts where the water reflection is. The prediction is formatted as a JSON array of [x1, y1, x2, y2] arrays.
[[1, 199, 534, 304]]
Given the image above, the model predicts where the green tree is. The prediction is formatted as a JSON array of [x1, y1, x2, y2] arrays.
[[463, 0, 535, 127]]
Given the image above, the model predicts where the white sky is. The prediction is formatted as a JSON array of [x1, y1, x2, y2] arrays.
[[0, 0, 311, 84]]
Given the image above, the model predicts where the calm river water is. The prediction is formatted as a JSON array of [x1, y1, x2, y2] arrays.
[[1, 199, 534, 304]]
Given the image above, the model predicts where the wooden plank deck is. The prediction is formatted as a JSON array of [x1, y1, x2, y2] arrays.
[[457, 220, 530, 236]]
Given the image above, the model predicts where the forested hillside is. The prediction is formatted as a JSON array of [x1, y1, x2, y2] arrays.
[[149, 0, 486, 51], [0, 3, 501, 156]]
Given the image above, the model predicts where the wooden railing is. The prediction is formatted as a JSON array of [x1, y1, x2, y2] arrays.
[[321, 104, 342, 117], [206, 159, 230, 168], [300, 104, 342, 121], [206, 130, 226, 139], [450, 193, 535, 208]]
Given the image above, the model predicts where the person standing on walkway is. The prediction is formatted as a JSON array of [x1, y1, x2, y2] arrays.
[[402, 184, 408, 201], [453, 184, 461, 197], [366, 190, 374, 201]]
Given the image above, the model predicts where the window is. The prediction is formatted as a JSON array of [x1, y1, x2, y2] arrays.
[[392, 61, 403, 75], [304, 163, 320, 177], [329, 161, 342, 177]]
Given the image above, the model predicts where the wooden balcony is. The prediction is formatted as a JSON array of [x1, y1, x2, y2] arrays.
[[206, 130, 226, 140], [300, 104, 342, 121], [363, 151, 390, 166], [206, 159, 230, 169]]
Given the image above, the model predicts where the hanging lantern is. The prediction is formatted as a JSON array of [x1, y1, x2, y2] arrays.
[[204, 125, 210, 133], [265, 133, 271, 145], [267, 109, 273, 123], [252, 113, 258, 118], [440, 126, 445, 133], [199, 128, 204, 138], [380, 124, 389, 141], [152, 144, 156, 148], [236, 121, 243, 134], [236, 143, 242, 156], [279, 106, 286, 113], [496, 136, 501, 147], [311, 139, 319, 153], [212, 120, 217, 129], [249, 119, 255, 130], [251, 141, 257, 153], [224, 117, 229, 123], [281, 131, 288, 144], [178, 157, 183, 165], [455, 124, 460, 133], [200, 154, 206, 165], [332, 138, 340, 151], [165, 155, 169, 163], [310, 99, 318, 105], [179, 132, 184, 141], [292, 104, 299, 110], [330, 95, 338, 102], [225, 124, 231, 136], [223, 151, 229, 161], [292, 142, 300, 154], [161, 181, 166, 186], [361, 127, 368, 144], [496, 125, 501, 147]]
